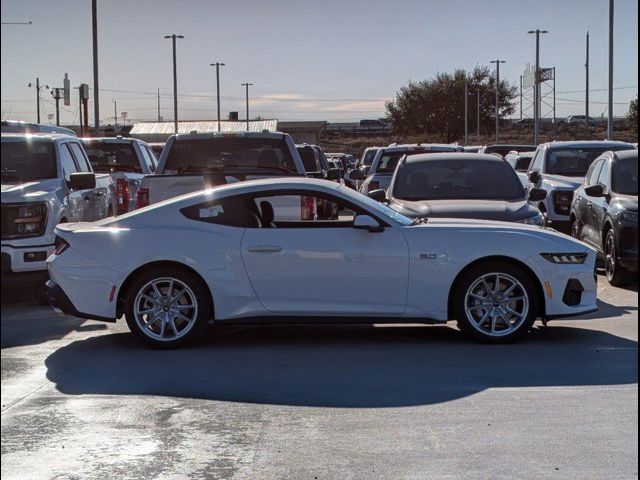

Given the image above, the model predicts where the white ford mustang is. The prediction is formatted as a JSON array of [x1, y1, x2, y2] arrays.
[[46, 178, 598, 347]]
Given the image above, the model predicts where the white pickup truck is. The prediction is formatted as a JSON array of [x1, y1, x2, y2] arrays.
[[136, 131, 315, 219], [81, 136, 158, 214], [1, 133, 116, 300]]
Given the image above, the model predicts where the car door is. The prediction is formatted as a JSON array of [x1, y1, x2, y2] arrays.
[[580, 159, 605, 247], [68, 141, 105, 220], [240, 190, 410, 315], [57, 142, 85, 222], [591, 158, 612, 250]]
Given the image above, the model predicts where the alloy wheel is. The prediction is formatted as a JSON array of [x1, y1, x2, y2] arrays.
[[605, 233, 616, 281]]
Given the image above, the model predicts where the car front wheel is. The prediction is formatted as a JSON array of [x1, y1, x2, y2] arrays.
[[453, 261, 539, 343], [124, 267, 211, 348]]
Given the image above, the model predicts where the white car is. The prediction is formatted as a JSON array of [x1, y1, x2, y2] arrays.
[[46, 178, 598, 347]]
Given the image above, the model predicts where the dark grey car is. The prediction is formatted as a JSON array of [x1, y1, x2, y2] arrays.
[[380, 153, 547, 225]]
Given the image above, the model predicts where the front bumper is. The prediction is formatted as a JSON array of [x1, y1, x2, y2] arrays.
[[1, 241, 55, 273], [45, 280, 116, 322]]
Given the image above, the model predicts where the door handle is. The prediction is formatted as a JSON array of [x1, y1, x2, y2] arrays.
[[247, 246, 283, 253], [83, 194, 92, 201], [96, 191, 105, 197]]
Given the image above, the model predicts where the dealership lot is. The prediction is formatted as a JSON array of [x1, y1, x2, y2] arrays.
[[1, 274, 637, 480]]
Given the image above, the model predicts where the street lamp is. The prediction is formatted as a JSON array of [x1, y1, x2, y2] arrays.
[[164, 34, 184, 134], [527, 29, 548, 145], [210, 62, 226, 131], [490, 59, 506, 143], [241, 83, 253, 131]]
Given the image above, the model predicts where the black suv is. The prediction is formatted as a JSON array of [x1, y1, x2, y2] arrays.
[[570, 149, 638, 285]]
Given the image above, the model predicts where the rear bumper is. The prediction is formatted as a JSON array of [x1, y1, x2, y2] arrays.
[[45, 280, 116, 322]]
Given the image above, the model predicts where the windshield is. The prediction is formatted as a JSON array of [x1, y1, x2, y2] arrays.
[[83, 142, 141, 173], [612, 156, 638, 195], [546, 146, 632, 177], [336, 185, 414, 226], [1, 140, 57, 183], [164, 137, 297, 174], [392, 159, 525, 201], [296, 146, 318, 172]]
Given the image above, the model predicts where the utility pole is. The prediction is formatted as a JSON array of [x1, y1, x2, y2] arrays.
[[464, 79, 468, 146], [519, 75, 523, 120], [210, 62, 226, 131], [113, 100, 118, 128], [51, 88, 63, 126], [607, 0, 614, 138], [92, 0, 100, 134], [528, 29, 548, 145], [476, 90, 481, 138], [585, 31, 590, 127], [157, 88, 161, 121], [553, 67, 556, 124], [164, 34, 184, 134], [28, 78, 49, 124], [490, 59, 506, 143], [241, 83, 253, 131]]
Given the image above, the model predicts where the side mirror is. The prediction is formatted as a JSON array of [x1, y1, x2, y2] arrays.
[[528, 170, 541, 184], [353, 214, 384, 233], [348, 169, 365, 180], [584, 184, 605, 198], [367, 189, 387, 203], [327, 168, 340, 180], [528, 188, 547, 202], [67, 172, 96, 190]]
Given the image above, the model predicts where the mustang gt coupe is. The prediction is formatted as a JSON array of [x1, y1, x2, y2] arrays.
[[46, 178, 598, 347]]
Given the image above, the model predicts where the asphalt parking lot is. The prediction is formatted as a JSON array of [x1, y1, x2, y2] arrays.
[[1, 274, 637, 480]]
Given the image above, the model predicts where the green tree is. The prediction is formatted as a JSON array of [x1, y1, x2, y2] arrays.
[[385, 66, 517, 142], [628, 96, 638, 135]]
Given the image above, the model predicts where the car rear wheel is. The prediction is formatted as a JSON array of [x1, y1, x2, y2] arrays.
[[453, 262, 539, 343], [604, 229, 631, 286], [124, 267, 210, 348]]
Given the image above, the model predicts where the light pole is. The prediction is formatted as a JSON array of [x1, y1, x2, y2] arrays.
[[464, 79, 468, 146], [490, 59, 506, 143], [528, 29, 548, 145], [607, 0, 614, 138], [585, 31, 590, 127], [92, 0, 100, 135], [51, 88, 63, 126], [113, 100, 118, 128], [210, 63, 226, 131], [164, 34, 184, 134], [241, 83, 253, 131], [476, 90, 481, 138], [28, 78, 49, 124]]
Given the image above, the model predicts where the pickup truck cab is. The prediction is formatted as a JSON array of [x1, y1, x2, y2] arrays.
[[1, 133, 116, 298], [81, 136, 157, 213], [524, 140, 635, 233]]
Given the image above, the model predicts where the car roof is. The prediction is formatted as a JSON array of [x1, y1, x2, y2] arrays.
[[403, 152, 506, 164], [611, 149, 638, 161], [541, 140, 634, 148], [381, 144, 458, 153], [80, 136, 137, 144], [1, 133, 76, 142]]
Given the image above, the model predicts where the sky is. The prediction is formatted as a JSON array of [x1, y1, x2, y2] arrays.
[[1, 0, 638, 126]]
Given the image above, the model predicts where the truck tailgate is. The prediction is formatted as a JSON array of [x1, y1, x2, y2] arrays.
[[148, 175, 206, 204]]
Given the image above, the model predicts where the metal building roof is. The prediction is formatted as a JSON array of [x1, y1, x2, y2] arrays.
[[129, 120, 278, 138]]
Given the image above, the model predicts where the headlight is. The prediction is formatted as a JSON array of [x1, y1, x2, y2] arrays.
[[518, 212, 544, 225], [540, 252, 588, 264], [551, 191, 573, 215], [1, 202, 48, 239], [621, 211, 638, 223]]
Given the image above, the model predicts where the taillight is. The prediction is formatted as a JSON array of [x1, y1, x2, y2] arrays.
[[301, 195, 316, 221], [53, 236, 70, 255], [116, 178, 130, 215], [136, 187, 149, 209], [367, 181, 380, 192]]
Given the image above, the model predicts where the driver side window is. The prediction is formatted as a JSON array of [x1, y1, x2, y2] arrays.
[[58, 144, 78, 181], [586, 159, 604, 186], [529, 149, 544, 173]]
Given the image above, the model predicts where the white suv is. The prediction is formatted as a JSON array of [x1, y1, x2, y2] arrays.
[[525, 140, 635, 233]]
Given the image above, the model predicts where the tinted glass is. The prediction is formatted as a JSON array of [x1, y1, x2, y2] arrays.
[[296, 146, 318, 172], [514, 156, 532, 171], [362, 149, 377, 166], [586, 159, 604, 186], [612, 156, 638, 195], [546, 146, 632, 177], [164, 137, 296, 174], [393, 159, 525, 201], [83, 142, 141, 173], [68, 143, 92, 172], [59, 144, 78, 179], [1, 140, 57, 182]]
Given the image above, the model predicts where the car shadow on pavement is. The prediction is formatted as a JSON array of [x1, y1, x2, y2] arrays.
[[44, 323, 638, 408]]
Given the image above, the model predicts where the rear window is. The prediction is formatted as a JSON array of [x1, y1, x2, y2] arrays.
[[514, 155, 532, 172], [546, 146, 633, 177], [164, 137, 297, 174], [1, 140, 57, 182], [83, 142, 141, 173], [393, 159, 525, 201]]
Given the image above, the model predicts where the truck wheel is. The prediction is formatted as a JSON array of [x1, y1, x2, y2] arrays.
[[453, 261, 539, 343], [124, 266, 211, 348]]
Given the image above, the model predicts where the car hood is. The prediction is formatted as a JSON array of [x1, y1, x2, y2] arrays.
[[1, 179, 61, 203], [542, 175, 582, 190], [389, 198, 539, 221], [613, 194, 638, 212]]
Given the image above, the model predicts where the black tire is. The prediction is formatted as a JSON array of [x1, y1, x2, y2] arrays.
[[124, 266, 211, 348], [33, 281, 49, 305], [604, 229, 631, 287], [452, 261, 540, 344], [570, 215, 581, 240]]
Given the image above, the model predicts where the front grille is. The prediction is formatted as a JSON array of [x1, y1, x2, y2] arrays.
[[1, 202, 47, 240]]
